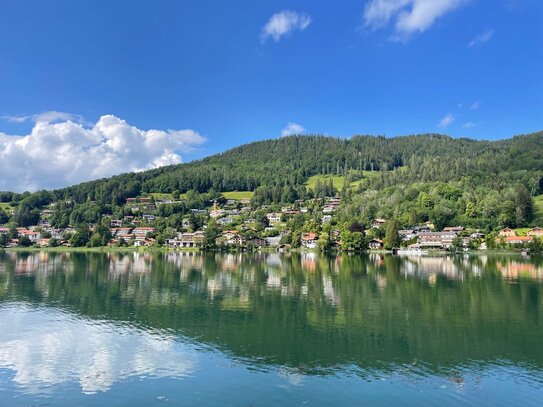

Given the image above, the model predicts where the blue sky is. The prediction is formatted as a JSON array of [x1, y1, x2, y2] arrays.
[[0, 0, 542, 191]]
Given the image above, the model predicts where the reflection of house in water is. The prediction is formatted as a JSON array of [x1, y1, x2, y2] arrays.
[[301, 253, 317, 273], [107, 252, 154, 275], [497, 260, 543, 281], [402, 256, 461, 281]]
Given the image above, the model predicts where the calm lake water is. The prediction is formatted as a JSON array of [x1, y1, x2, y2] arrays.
[[0, 251, 542, 406]]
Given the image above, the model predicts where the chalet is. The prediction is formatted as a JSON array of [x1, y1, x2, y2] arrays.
[[371, 219, 386, 228], [322, 206, 336, 214], [240, 198, 251, 206], [417, 231, 457, 249], [142, 214, 155, 222], [123, 216, 135, 223], [368, 239, 384, 250], [502, 236, 533, 245], [300, 207, 309, 213], [244, 219, 259, 224], [527, 227, 543, 237], [41, 209, 54, 218], [498, 228, 517, 237], [266, 213, 282, 223], [0, 227, 9, 235], [190, 209, 208, 215], [470, 232, 485, 239], [301, 232, 318, 249], [322, 215, 332, 223]]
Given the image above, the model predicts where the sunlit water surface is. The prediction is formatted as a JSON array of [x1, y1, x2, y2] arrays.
[[0, 251, 542, 406]]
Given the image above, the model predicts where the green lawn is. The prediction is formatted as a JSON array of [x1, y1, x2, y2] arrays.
[[222, 191, 254, 200], [533, 195, 543, 225], [514, 228, 531, 236], [305, 172, 382, 191], [0, 202, 14, 214]]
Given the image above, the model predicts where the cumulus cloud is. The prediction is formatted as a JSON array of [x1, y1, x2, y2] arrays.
[[469, 29, 494, 47], [261, 10, 311, 43], [363, 0, 468, 39], [0, 114, 206, 192], [280, 122, 306, 137], [438, 113, 455, 128]]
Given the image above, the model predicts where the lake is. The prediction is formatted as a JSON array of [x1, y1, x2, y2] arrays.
[[0, 251, 542, 406]]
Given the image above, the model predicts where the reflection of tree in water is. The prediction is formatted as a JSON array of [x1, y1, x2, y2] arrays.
[[0, 251, 542, 377]]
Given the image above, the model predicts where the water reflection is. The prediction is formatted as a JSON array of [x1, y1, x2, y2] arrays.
[[0, 304, 195, 395], [0, 250, 542, 398]]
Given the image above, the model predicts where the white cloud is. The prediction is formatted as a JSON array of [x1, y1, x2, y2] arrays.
[[363, 0, 468, 38], [1, 111, 87, 125], [470, 101, 481, 110], [0, 114, 206, 192], [261, 10, 312, 43], [438, 113, 455, 128], [463, 121, 481, 128], [280, 122, 306, 137], [469, 29, 494, 47]]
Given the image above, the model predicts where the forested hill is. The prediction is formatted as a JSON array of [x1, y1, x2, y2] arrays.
[[46, 131, 543, 199], [2, 131, 543, 230]]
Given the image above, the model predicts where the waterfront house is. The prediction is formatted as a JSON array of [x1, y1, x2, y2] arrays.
[[417, 231, 457, 249], [301, 232, 318, 249], [368, 239, 384, 250], [503, 236, 533, 245]]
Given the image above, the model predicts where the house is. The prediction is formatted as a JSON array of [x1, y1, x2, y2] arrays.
[[498, 228, 517, 237], [502, 236, 533, 245], [417, 231, 458, 249], [166, 231, 205, 248], [266, 213, 282, 223], [443, 226, 465, 233], [399, 229, 417, 240], [527, 227, 543, 237], [371, 219, 386, 228], [323, 206, 336, 214], [470, 232, 485, 239], [322, 215, 332, 223], [210, 209, 225, 218], [219, 231, 244, 246], [142, 214, 155, 222], [301, 232, 318, 249], [240, 198, 251, 206], [110, 219, 123, 228], [368, 239, 384, 250], [133, 227, 155, 238], [134, 238, 155, 247], [217, 217, 234, 226], [247, 236, 268, 247]]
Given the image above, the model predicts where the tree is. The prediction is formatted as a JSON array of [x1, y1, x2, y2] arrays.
[[204, 219, 220, 250], [70, 225, 90, 247], [383, 220, 401, 250], [18, 235, 32, 247]]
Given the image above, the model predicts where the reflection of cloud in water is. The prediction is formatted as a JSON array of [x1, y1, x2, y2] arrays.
[[0, 304, 196, 395]]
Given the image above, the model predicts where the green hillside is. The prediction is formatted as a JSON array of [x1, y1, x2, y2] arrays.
[[1, 132, 542, 231]]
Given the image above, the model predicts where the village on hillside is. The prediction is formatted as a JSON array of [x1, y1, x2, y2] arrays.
[[1, 192, 542, 253]]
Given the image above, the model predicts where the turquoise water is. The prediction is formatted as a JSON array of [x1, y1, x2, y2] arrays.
[[0, 251, 542, 406]]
